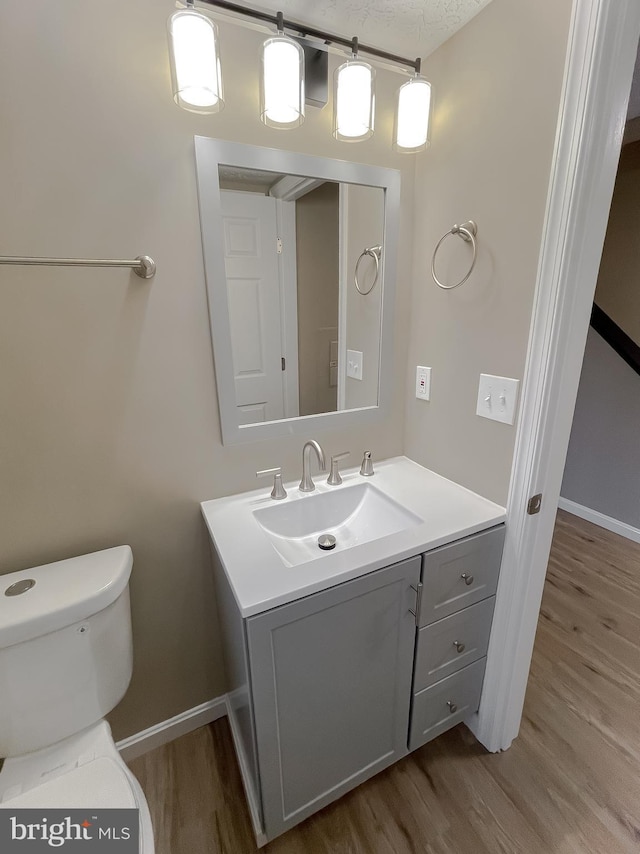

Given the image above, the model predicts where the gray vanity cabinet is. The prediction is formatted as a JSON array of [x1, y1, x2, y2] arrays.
[[211, 522, 505, 845], [246, 555, 421, 841]]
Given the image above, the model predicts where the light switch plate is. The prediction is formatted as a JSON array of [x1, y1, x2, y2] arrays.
[[347, 349, 363, 381], [476, 374, 519, 425], [415, 366, 431, 400]]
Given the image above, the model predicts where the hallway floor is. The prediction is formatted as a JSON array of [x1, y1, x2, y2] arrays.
[[129, 510, 640, 853]]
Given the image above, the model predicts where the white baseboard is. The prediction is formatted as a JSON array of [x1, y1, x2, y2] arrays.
[[116, 695, 227, 762], [558, 497, 640, 544]]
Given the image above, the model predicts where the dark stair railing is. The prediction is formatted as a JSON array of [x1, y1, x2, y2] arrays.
[[590, 303, 640, 377]]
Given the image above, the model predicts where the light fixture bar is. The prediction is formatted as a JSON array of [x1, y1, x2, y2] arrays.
[[197, 0, 421, 73]]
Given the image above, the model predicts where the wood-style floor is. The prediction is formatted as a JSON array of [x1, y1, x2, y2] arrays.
[[129, 510, 640, 853]]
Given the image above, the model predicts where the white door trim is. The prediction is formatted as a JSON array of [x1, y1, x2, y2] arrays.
[[275, 198, 300, 418], [337, 184, 348, 411], [469, 0, 640, 752]]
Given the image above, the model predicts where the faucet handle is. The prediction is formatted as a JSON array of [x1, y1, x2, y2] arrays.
[[256, 467, 287, 500], [360, 451, 374, 477], [327, 452, 350, 486]]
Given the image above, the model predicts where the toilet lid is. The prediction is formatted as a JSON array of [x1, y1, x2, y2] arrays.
[[3, 757, 138, 809]]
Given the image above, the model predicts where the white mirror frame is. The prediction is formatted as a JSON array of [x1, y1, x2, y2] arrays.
[[194, 136, 400, 445]]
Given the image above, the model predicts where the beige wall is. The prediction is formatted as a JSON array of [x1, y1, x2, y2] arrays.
[[0, 1, 415, 739], [404, 0, 573, 505], [594, 142, 640, 345], [296, 183, 339, 416]]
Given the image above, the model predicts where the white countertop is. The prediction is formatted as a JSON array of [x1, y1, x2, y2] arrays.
[[201, 456, 506, 618]]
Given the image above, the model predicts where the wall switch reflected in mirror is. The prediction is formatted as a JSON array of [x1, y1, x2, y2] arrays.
[[347, 349, 364, 381]]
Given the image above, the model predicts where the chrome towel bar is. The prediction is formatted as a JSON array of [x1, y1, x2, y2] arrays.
[[0, 254, 156, 279]]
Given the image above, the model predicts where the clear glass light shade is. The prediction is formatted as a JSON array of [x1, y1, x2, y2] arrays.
[[168, 9, 224, 114], [333, 60, 375, 142], [394, 77, 432, 152], [261, 36, 305, 128]]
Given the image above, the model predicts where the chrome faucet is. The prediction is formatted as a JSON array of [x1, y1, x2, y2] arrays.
[[299, 440, 326, 492]]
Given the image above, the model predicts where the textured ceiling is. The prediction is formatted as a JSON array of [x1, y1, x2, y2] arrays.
[[240, 0, 495, 61], [218, 165, 285, 190]]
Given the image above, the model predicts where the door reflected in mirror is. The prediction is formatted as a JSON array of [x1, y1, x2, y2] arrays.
[[218, 164, 384, 426]]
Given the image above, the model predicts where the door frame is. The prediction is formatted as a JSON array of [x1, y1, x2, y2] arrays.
[[275, 198, 300, 419], [471, 0, 640, 752], [337, 184, 348, 410]]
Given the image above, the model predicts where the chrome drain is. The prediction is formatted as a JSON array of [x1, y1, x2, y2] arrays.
[[317, 534, 337, 551]]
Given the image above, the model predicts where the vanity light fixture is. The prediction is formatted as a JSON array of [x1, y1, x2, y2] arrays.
[[394, 61, 432, 152], [333, 38, 375, 143], [260, 12, 305, 128], [168, 0, 224, 114], [169, 1, 432, 152]]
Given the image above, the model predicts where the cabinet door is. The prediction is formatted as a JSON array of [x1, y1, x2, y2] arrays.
[[247, 556, 420, 841]]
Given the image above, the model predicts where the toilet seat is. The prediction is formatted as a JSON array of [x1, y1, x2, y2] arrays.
[[0, 721, 154, 853]]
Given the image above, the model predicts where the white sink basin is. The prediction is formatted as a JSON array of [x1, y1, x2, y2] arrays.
[[253, 482, 423, 567], [201, 457, 507, 616]]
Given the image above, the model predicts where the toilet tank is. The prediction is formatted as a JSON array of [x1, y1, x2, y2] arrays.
[[0, 546, 134, 757]]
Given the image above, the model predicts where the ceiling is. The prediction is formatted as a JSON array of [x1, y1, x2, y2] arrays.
[[240, 0, 495, 61], [218, 165, 285, 190]]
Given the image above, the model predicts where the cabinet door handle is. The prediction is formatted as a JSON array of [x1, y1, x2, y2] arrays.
[[453, 640, 466, 654], [408, 582, 423, 621], [460, 573, 474, 586], [447, 700, 458, 714]]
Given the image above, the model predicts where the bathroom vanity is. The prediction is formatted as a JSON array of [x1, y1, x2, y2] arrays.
[[201, 456, 505, 845]]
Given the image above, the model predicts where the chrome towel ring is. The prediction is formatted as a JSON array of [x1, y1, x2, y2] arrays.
[[431, 220, 478, 290], [355, 245, 382, 295]]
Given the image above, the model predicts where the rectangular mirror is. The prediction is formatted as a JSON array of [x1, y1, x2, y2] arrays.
[[194, 138, 400, 445]]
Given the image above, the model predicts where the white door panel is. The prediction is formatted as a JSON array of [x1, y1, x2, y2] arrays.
[[221, 191, 284, 423]]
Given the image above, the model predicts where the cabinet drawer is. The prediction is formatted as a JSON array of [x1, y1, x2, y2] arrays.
[[413, 596, 495, 692], [418, 526, 504, 626], [409, 658, 486, 751]]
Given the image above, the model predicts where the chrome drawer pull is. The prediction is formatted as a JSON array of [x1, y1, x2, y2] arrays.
[[461, 573, 474, 586], [453, 640, 466, 654], [447, 700, 458, 714]]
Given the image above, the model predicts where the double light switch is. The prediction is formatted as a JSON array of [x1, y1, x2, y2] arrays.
[[476, 374, 519, 425]]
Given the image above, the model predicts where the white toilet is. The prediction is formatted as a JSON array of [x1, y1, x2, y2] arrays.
[[0, 546, 154, 852]]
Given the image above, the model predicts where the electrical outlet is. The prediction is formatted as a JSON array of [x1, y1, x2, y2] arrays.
[[476, 374, 519, 425], [347, 349, 363, 380], [415, 366, 431, 400]]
